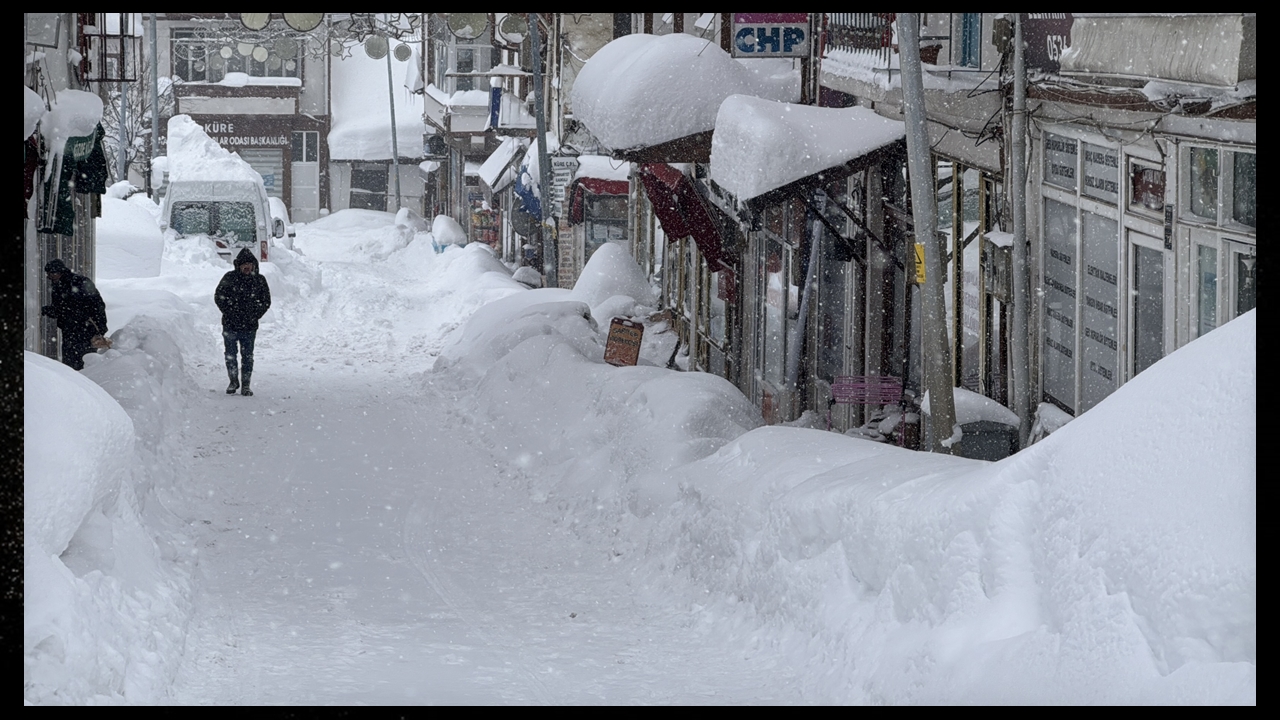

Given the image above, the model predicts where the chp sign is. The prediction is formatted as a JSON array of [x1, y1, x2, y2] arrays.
[[732, 13, 811, 58]]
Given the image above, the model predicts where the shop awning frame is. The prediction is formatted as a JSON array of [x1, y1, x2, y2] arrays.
[[637, 162, 733, 271]]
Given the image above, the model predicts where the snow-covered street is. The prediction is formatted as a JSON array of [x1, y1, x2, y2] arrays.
[[25, 198, 1254, 705], [160, 242, 803, 704]]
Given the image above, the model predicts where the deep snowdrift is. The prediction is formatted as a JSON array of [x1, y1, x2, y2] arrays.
[[434, 237, 1256, 705]]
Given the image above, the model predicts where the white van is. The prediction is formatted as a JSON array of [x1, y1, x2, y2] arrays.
[[160, 180, 285, 263]]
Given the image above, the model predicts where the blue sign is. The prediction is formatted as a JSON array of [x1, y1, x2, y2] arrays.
[[732, 13, 811, 58]]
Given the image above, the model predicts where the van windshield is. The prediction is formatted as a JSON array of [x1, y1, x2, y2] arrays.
[[170, 201, 257, 245]]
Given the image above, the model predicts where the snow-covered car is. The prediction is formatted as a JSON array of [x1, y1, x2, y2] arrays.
[[159, 179, 285, 263]]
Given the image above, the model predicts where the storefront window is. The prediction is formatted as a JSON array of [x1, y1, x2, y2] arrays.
[[1129, 162, 1165, 213], [763, 239, 787, 388], [1081, 142, 1120, 204], [1188, 147, 1218, 221], [1196, 245, 1217, 338], [1042, 198, 1077, 412], [173, 29, 301, 82], [350, 164, 388, 211], [709, 271, 727, 346], [1231, 152, 1256, 228], [585, 194, 626, 263], [1234, 250, 1256, 317], [1079, 211, 1118, 412], [1044, 133, 1078, 191], [1132, 243, 1164, 376]]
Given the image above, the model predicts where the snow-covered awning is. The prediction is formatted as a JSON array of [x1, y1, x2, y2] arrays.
[[478, 136, 527, 192], [567, 155, 631, 225], [570, 33, 797, 160], [710, 95, 906, 202]]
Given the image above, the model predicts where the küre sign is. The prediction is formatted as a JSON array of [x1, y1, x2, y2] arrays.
[[603, 317, 644, 367]]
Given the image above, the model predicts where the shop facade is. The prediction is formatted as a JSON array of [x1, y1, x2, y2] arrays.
[[158, 14, 329, 222]]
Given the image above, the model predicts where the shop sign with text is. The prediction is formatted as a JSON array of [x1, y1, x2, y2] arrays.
[[732, 14, 811, 58]]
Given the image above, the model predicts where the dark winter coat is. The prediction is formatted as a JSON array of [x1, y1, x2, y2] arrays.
[[215, 248, 272, 332], [42, 263, 107, 342]]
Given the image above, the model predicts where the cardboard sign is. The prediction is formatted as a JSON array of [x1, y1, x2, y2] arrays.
[[604, 317, 644, 367]]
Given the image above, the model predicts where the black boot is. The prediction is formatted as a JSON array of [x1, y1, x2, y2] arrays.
[[226, 370, 240, 394], [240, 372, 253, 397]]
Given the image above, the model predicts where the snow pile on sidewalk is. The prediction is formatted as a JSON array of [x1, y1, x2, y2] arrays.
[[24, 345, 196, 704], [433, 243, 759, 515], [640, 311, 1256, 703], [434, 230, 1254, 703], [95, 191, 164, 279]]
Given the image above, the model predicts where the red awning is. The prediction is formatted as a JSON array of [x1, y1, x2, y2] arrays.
[[567, 176, 629, 225], [636, 163, 732, 270]]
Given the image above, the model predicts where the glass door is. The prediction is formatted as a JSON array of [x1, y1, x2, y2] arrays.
[[1127, 230, 1170, 378]]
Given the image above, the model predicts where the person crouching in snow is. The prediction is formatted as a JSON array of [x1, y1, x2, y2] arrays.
[[41, 258, 108, 371], [215, 248, 271, 396]]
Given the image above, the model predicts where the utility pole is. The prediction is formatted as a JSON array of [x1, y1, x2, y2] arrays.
[[529, 13, 557, 287], [898, 13, 957, 452], [386, 47, 401, 212], [1010, 14, 1032, 447], [148, 13, 158, 195]]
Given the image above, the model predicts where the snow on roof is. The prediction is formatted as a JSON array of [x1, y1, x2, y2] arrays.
[[986, 230, 1015, 248], [328, 40, 426, 161], [24, 86, 45, 139], [573, 155, 630, 183], [212, 72, 303, 88], [448, 89, 491, 107], [39, 89, 103, 176], [710, 95, 905, 200], [165, 115, 264, 186], [570, 32, 797, 152]]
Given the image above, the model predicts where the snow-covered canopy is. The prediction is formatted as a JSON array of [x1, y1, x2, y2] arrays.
[[478, 136, 527, 192], [710, 95, 906, 200], [574, 155, 630, 183], [329, 40, 426, 161], [571, 32, 797, 152], [38, 89, 103, 177]]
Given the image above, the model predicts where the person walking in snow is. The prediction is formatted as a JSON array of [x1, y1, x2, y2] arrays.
[[41, 258, 108, 371], [215, 248, 271, 396]]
